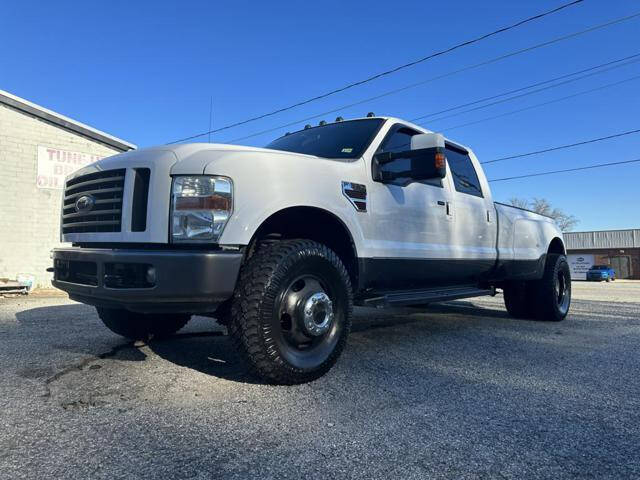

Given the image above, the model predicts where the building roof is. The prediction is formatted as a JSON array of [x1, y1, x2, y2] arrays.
[[0, 89, 136, 152], [565, 229, 640, 250]]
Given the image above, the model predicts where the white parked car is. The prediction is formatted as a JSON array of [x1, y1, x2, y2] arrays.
[[52, 116, 571, 384]]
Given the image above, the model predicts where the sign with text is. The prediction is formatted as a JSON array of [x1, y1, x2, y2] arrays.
[[36, 146, 105, 190], [568, 254, 594, 280]]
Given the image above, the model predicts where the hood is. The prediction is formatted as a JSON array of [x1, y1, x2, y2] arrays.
[[66, 142, 319, 182], [166, 143, 320, 175]]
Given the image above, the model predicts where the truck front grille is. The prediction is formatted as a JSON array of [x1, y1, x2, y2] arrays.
[[62, 169, 126, 234]]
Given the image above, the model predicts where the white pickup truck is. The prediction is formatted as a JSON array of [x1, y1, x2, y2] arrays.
[[52, 116, 571, 384]]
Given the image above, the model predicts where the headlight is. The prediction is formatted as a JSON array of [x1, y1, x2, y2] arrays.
[[171, 175, 232, 243]]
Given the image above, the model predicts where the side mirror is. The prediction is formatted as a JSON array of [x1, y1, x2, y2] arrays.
[[373, 132, 447, 182]]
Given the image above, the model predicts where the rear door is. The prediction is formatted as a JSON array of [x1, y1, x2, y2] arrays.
[[446, 144, 498, 281]]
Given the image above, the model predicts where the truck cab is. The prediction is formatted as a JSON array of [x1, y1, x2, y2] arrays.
[[52, 116, 571, 384]]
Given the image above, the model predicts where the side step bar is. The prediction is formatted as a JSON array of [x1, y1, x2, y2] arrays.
[[361, 285, 494, 308]]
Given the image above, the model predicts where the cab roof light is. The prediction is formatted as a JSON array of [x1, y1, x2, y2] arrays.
[[319, 120, 327, 126], [304, 124, 312, 129], [335, 116, 344, 122], [366, 112, 375, 117]]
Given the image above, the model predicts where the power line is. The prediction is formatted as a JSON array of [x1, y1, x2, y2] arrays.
[[436, 73, 640, 132], [411, 53, 640, 124], [489, 158, 640, 182], [166, 0, 584, 144], [482, 128, 640, 164], [227, 11, 640, 144]]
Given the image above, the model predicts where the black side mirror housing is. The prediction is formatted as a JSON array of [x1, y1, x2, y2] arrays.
[[373, 133, 447, 183]]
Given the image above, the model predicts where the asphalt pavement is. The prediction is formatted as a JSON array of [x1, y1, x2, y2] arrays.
[[1, 281, 639, 479]]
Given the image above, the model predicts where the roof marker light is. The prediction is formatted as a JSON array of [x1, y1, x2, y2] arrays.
[[319, 120, 327, 126]]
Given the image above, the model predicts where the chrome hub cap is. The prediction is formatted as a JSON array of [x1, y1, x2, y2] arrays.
[[302, 292, 334, 337]]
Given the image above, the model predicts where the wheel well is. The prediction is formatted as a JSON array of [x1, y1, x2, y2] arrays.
[[548, 237, 566, 255], [248, 207, 359, 287]]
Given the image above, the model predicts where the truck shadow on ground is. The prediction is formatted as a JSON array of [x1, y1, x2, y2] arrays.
[[146, 303, 512, 383], [16, 302, 511, 385]]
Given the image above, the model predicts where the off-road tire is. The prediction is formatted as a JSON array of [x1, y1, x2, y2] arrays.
[[228, 239, 353, 385], [96, 308, 191, 340], [503, 281, 536, 319], [531, 253, 571, 322]]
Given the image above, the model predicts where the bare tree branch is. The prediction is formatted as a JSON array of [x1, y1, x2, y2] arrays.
[[508, 197, 579, 232]]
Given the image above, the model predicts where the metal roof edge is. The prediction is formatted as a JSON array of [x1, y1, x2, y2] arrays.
[[0, 89, 136, 152], [564, 228, 640, 235]]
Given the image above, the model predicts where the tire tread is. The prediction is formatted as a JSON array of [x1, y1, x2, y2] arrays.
[[228, 239, 352, 385]]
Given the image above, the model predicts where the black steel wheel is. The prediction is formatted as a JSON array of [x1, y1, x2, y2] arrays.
[[229, 239, 352, 384]]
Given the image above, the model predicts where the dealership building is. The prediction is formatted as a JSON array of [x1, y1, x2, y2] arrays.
[[564, 229, 640, 280], [0, 90, 135, 290]]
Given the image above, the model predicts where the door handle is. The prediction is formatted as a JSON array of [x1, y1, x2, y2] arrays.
[[437, 200, 452, 216]]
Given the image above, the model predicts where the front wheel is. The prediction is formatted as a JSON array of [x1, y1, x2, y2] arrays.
[[96, 308, 191, 340], [229, 239, 353, 385]]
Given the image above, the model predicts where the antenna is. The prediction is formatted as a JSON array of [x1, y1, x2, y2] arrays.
[[208, 96, 213, 143]]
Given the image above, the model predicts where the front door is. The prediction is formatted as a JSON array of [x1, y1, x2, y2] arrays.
[[363, 124, 456, 290]]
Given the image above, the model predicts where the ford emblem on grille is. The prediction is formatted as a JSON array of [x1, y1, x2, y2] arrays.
[[75, 195, 96, 213]]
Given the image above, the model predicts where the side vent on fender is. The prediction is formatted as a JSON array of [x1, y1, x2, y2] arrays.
[[342, 181, 367, 212]]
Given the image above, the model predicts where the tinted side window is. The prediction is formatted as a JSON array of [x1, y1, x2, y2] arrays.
[[378, 127, 442, 187], [446, 147, 482, 197]]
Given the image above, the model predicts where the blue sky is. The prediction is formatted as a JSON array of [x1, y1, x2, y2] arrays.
[[2, 0, 639, 231]]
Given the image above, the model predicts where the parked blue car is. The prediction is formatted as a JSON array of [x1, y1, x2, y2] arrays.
[[586, 265, 616, 282]]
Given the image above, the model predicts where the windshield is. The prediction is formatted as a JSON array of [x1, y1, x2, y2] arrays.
[[591, 265, 610, 270], [265, 119, 385, 159]]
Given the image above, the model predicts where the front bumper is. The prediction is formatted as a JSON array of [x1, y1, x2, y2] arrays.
[[51, 247, 242, 313]]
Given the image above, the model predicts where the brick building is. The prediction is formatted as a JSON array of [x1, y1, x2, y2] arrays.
[[564, 229, 640, 280], [0, 90, 134, 289]]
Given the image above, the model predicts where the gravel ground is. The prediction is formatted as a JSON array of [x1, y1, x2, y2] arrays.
[[1, 282, 639, 479]]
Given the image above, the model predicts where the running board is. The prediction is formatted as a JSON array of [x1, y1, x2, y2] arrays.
[[361, 285, 493, 308]]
